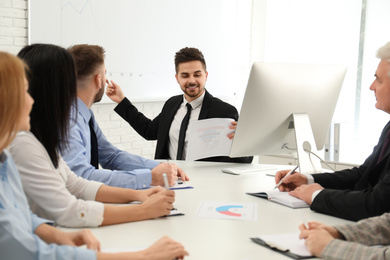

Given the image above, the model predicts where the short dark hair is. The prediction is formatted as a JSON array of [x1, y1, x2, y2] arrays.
[[18, 44, 77, 168], [174, 47, 206, 73], [68, 44, 105, 79]]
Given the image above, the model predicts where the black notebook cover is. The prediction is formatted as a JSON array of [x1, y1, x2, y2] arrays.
[[250, 237, 315, 259]]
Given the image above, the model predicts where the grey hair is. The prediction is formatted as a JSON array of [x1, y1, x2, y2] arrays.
[[377, 42, 390, 61], [377, 42, 390, 77]]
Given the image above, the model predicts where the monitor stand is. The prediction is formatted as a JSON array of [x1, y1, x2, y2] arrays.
[[292, 113, 322, 175]]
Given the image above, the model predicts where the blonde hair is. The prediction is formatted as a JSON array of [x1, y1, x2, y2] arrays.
[[0, 52, 26, 151]]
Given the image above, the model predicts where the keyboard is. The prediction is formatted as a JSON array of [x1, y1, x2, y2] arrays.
[[221, 165, 277, 175]]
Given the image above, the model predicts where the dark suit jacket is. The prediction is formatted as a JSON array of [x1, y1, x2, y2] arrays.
[[310, 120, 390, 221], [114, 90, 252, 163]]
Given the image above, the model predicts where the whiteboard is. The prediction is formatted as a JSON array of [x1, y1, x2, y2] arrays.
[[29, 0, 252, 102]]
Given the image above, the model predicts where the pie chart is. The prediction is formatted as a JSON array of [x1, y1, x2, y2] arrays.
[[215, 205, 243, 217]]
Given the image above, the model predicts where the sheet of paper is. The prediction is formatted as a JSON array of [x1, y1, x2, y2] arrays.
[[257, 232, 311, 257], [186, 118, 234, 161], [196, 201, 258, 221], [115, 204, 183, 216]]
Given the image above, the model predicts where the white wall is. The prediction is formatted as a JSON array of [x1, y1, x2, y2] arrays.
[[0, 0, 28, 54], [4, 1, 387, 164], [91, 102, 162, 160], [250, 0, 372, 165], [1, 0, 159, 159]]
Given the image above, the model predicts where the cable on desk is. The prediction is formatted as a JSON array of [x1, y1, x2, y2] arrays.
[[283, 145, 336, 171]]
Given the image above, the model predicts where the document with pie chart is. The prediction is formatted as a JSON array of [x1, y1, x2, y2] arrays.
[[196, 201, 258, 221]]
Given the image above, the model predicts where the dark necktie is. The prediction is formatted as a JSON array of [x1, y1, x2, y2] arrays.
[[378, 129, 390, 163], [89, 118, 99, 169], [176, 103, 192, 160]]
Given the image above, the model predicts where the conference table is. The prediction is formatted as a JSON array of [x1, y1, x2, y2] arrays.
[[63, 161, 353, 259]]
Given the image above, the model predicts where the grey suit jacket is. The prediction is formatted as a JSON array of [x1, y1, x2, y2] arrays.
[[322, 213, 390, 260]]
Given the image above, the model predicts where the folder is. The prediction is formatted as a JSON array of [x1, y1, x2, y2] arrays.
[[170, 182, 193, 190], [250, 232, 314, 259]]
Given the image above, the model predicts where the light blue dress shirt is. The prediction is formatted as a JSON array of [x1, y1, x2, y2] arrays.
[[62, 98, 159, 189], [0, 150, 96, 260]]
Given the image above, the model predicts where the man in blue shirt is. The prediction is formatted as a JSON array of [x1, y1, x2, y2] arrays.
[[63, 44, 189, 189]]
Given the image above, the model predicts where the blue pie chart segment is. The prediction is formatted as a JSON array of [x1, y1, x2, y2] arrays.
[[216, 205, 243, 217]]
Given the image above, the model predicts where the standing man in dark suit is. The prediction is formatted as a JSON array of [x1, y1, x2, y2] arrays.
[[106, 47, 252, 163], [275, 41, 390, 221]]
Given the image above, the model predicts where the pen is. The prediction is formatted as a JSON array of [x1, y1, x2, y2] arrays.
[[162, 173, 170, 190], [274, 165, 299, 190]]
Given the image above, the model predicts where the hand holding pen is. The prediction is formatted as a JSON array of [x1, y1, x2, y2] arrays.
[[274, 166, 309, 191], [151, 163, 177, 186], [163, 173, 170, 190], [274, 165, 299, 190], [163, 173, 181, 213], [166, 158, 190, 184]]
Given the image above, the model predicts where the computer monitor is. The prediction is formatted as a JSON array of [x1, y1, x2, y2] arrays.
[[230, 62, 347, 174]]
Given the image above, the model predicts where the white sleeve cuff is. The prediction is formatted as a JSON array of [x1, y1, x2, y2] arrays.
[[307, 174, 315, 184], [311, 190, 322, 202], [76, 201, 105, 227]]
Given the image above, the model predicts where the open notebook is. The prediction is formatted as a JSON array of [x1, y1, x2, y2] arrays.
[[247, 190, 309, 208]]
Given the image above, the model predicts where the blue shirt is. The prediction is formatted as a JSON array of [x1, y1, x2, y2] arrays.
[[0, 150, 96, 260], [62, 98, 159, 189]]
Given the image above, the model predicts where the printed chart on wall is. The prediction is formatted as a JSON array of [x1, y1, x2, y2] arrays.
[[30, 0, 252, 102], [196, 201, 258, 221]]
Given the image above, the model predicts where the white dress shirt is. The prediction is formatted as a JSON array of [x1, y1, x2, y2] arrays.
[[168, 91, 205, 160], [9, 131, 105, 228], [305, 174, 323, 202]]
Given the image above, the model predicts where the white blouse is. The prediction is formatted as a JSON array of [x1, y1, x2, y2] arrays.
[[9, 131, 104, 228]]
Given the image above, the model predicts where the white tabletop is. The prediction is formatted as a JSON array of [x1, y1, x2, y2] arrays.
[[63, 161, 353, 259]]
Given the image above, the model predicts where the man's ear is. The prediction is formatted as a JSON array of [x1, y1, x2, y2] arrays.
[[94, 73, 102, 89], [175, 73, 179, 83]]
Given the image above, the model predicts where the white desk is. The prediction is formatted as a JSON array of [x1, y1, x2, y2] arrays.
[[65, 161, 353, 259]]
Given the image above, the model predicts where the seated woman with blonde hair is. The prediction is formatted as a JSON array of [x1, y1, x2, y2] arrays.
[[0, 51, 188, 259]]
